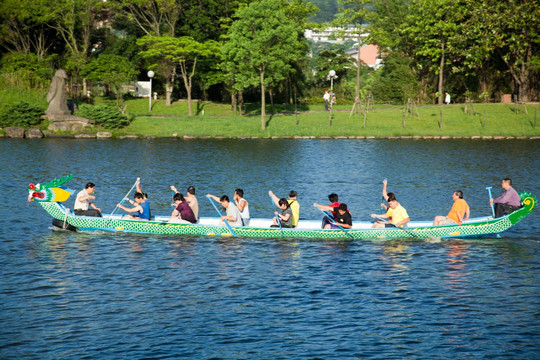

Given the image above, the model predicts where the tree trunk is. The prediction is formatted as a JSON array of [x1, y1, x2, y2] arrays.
[[356, 35, 361, 102], [187, 83, 193, 116], [498, 46, 531, 103], [165, 80, 173, 106], [260, 70, 266, 130], [238, 91, 244, 115], [269, 87, 274, 114], [438, 36, 445, 105], [231, 89, 237, 115]]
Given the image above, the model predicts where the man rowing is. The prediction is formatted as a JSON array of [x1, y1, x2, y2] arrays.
[[490, 178, 521, 218], [371, 197, 410, 228]]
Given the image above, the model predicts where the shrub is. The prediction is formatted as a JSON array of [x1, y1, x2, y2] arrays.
[[0, 101, 44, 128], [76, 104, 132, 129]]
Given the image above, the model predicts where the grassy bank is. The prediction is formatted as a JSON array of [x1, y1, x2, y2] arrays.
[[1, 88, 538, 137], [121, 99, 540, 138]]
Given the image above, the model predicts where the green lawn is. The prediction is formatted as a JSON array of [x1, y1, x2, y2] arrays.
[[122, 99, 540, 137], [1, 88, 538, 137]]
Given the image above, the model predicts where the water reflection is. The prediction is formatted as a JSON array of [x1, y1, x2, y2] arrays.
[[444, 242, 472, 302]]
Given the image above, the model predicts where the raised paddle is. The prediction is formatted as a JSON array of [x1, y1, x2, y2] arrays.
[[207, 196, 237, 236], [269, 193, 282, 230], [316, 207, 354, 239], [381, 178, 388, 212], [486, 186, 496, 218], [108, 177, 140, 219]]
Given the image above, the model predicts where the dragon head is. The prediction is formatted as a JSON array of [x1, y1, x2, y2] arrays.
[[27, 175, 74, 203]]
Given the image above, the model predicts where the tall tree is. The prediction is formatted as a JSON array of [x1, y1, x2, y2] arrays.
[[333, 0, 370, 103], [222, 0, 304, 130], [401, 0, 464, 104], [466, 0, 540, 102], [81, 54, 138, 109], [112, 0, 183, 37], [138, 36, 220, 114], [0, 0, 55, 59]]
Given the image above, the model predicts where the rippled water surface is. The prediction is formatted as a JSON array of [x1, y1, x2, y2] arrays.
[[1, 138, 539, 359]]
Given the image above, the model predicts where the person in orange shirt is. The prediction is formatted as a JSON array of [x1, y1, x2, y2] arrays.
[[433, 190, 470, 225]]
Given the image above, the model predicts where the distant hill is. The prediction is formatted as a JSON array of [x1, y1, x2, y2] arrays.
[[309, 0, 339, 23]]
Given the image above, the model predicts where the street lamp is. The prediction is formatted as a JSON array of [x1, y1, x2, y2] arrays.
[[147, 70, 155, 112], [328, 70, 337, 91]]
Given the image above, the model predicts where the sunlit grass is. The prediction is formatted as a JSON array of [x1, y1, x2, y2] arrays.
[[124, 101, 540, 137]]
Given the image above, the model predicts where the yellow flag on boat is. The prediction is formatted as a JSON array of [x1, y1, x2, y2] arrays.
[[49, 187, 73, 202]]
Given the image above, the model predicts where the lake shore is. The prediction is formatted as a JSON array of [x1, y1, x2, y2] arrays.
[[2, 97, 540, 138]]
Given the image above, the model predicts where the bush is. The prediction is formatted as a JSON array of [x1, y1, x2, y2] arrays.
[[76, 104, 132, 129], [0, 101, 44, 128]]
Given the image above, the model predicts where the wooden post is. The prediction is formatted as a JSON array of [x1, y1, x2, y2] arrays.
[[294, 88, 298, 126], [329, 106, 332, 127], [439, 109, 443, 129], [363, 109, 367, 128]]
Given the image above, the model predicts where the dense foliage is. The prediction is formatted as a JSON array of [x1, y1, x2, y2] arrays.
[[0, 0, 538, 123], [0, 101, 43, 128], [76, 104, 132, 129]]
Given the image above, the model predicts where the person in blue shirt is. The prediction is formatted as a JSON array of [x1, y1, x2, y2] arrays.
[[117, 192, 151, 220]]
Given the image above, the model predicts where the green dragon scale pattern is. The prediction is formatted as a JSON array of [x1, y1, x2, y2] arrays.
[[38, 192, 536, 240]]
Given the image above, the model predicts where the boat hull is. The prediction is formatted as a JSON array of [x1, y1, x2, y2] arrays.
[[39, 193, 536, 240]]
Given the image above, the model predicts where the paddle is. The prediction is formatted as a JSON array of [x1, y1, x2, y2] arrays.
[[108, 177, 140, 219], [486, 186, 496, 218], [381, 178, 388, 212], [373, 216, 419, 238], [269, 194, 282, 230], [207, 196, 236, 236], [316, 207, 354, 239]]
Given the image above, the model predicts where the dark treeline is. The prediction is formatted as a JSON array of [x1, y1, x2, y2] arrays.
[[0, 0, 538, 118]]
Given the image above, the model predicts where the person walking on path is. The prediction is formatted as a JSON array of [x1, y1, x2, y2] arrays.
[[323, 90, 330, 111]]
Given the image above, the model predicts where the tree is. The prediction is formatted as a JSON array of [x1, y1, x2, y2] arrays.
[[401, 0, 464, 104], [81, 54, 138, 109], [112, 0, 183, 37], [466, 0, 540, 102], [46, 0, 103, 81], [314, 49, 354, 89], [222, 0, 304, 130], [333, 0, 370, 103], [0, 0, 55, 59], [138, 36, 220, 115]]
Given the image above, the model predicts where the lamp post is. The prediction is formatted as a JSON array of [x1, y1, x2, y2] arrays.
[[328, 70, 336, 91], [327, 70, 337, 127], [147, 70, 155, 112]]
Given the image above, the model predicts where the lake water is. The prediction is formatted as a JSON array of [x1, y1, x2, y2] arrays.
[[1, 138, 539, 359]]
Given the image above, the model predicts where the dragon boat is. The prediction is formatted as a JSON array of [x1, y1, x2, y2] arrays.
[[28, 175, 536, 240]]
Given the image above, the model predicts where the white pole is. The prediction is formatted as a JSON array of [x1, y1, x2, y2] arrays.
[[149, 78, 152, 112], [147, 70, 155, 112]]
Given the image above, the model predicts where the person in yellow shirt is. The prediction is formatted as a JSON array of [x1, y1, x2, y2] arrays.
[[433, 190, 470, 225], [371, 198, 410, 228], [269, 190, 300, 227]]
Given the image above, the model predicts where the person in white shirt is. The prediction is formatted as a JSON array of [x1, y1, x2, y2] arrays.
[[234, 188, 250, 226], [74, 182, 102, 217]]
